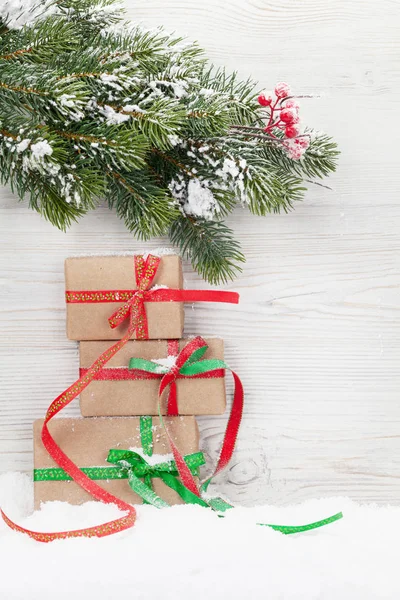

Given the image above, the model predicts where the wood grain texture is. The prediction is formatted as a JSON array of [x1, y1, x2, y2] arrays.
[[1, 0, 400, 507]]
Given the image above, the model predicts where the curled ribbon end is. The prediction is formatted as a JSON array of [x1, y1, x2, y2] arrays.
[[260, 511, 344, 535], [1, 506, 137, 543]]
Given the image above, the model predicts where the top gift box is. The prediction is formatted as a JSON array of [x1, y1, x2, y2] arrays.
[[65, 253, 239, 341], [65, 254, 184, 340]]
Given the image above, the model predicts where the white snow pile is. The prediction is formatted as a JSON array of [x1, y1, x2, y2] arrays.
[[183, 179, 220, 220], [170, 176, 220, 220], [0, 472, 399, 599]]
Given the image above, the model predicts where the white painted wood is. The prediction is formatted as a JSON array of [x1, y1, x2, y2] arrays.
[[1, 0, 400, 506]]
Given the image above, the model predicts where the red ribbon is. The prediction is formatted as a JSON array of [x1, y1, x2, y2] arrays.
[[78, 367, 223, 381], [156, 337, 244, 495], [80, 338, 225, 416], [66, 256, 239, 340], [1, 254, 240, 542], [159, 337, 220, 416]]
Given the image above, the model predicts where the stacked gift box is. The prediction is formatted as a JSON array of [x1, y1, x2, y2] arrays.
[[33, 254, 228, 508]]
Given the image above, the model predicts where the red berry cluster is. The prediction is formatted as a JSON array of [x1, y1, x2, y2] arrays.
[[257, 82, 310, 159]]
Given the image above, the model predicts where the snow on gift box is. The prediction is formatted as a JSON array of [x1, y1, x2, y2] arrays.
[[79, 338, 226, 417]]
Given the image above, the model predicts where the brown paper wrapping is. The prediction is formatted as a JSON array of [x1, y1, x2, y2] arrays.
[[79, 338, 226, 416], [33, 416, 199, 508], [65, 254, 184, 340]]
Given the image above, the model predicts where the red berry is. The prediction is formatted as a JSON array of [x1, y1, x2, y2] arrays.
[[288, 146, 304, 160], [285, 124, 300, 138], [284, 99, 300, 110], [258, 93, 272, 107], [296, 137, 310, 149], [280, 108, 297, 124], [275, 82, 291, 98]]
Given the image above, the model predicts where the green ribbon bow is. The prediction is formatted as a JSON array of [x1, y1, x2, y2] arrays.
[[128, 349, 226, 377], [129, 342, 227, 416], [106, 448, 206, 509]]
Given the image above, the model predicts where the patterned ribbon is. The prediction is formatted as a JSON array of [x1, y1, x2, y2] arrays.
[[0, 255, 239, 542], [139, 414, 154, 457], [127, 337, 225, 415], [65, 255, 239, 340]]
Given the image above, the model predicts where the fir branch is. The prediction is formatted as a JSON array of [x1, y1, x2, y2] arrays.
[[1, 159, 90, 230], [151, 147, 196, 179], [107, 169, 179, 238], [50, 123, 149, 170], [54, 0, 125, 32], [28, 184, 88, 230], [199, 67, 260, 125], [99, 97, 187, 150], [184, 94, 231, 138], [170, 217, 245, 284], [0, 17, 78, 63], [257, 130, 339, 180], [0, 0, 339, 282], [234, 145, 306, 214]]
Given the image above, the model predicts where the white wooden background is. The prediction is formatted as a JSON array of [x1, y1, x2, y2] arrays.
[[1, 0, 399, 507]]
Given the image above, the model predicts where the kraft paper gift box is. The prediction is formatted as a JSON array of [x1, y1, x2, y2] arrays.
[[65, 254, 184, 340], [33, 416, 200, 509], [79, 338, 226, 417]]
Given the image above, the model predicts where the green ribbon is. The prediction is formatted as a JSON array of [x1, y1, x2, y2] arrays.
[[34, 415, 343, 534], [198, 494, 343, 533], [34, 449, 206, 509], [139, 415, 153, 457], [128, 348, 227, 377], [106, 448, 206, 509]]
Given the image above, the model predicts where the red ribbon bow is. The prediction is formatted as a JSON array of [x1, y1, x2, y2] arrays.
[[158, 336, 220, 415], [108, 254, 160, 338]]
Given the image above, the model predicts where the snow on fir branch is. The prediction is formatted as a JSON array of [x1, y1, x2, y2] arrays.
[[0, 0, 339, 283]]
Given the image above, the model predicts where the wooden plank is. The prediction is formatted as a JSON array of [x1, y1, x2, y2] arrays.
[[0, 0, 399, 506]]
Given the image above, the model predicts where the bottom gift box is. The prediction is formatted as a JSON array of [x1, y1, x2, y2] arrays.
[[33, 416, 202, 509]]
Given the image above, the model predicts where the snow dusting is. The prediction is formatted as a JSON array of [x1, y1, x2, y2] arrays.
[[30, 140, 53, 159], [142, 247, 178, 258], [97, 104, 131, 125], [128, 448, 174, 465], [70, 249, 178, 258], [0, 0, 59, 28], [152, 355, 177, 370]]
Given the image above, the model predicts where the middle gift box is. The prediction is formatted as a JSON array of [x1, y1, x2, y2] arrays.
[[79, 337, 226, 416]]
